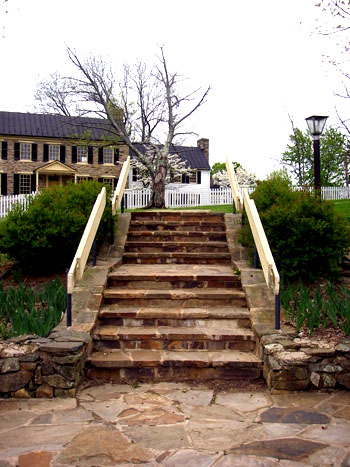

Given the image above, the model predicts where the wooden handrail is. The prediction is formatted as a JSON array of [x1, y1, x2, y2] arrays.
[[226, 157, 280, 329], [66, 187, 107, 327], [226, 155, 242, 212], [242, 188, 280, 295], [67, 186, 106, 294], [112, 156, 130, 215]]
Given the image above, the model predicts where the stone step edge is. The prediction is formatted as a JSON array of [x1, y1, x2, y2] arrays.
[[89, 349, 262, 368], [123, 252, 231, 258], [108, 272, 240, 281], [127, 231, 227, 236], [94, 326, 256, 340], [125, 241, 229, 247], [103, 289, 246, 299], [99, 306, 250, 319]]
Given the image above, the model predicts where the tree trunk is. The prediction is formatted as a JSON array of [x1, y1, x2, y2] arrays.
[[151, 165, 167, 208]]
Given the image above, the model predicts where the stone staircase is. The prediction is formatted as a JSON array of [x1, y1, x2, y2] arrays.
[[87, 211, 262, 382]]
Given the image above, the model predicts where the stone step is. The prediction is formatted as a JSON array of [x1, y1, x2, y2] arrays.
[[99, 306, 251, 328], [108, 270, 241, 289], [93, 325, 256, 351], [103, 288, 247, 308], [89, 349, 261, 368], [130, 211, 225, 223], [123, 252, 232, 265], [129, 220, 226, 232], [127, 231, 227, 242], [87, 349, 262, 382], [124, 241, 229, 254]]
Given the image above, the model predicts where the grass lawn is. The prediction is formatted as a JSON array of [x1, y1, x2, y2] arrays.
[[328, 200, 350, 222], [124, 204, 235, 214]]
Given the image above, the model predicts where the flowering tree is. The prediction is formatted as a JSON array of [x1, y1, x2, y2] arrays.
[[211, 162, 257, 187], [35, 47, 210, 208]]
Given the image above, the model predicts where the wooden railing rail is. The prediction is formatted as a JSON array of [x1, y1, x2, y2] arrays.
[[226, 157, 281, 329], [112, 156, 130, 215], [66, 186, 106, 326]]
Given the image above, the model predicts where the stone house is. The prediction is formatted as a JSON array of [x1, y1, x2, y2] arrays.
[[0, 111, 210, 195]]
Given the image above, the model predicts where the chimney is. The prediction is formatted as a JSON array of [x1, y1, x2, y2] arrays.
[[197, 138, 209, 163]]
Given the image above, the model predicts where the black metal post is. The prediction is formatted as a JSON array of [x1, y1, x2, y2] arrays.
[[110, 202, 114, 245], [275, 293, 280, 330], [92, 238, 97, 266], [121, 195, 125, 214], [66, 293, 72, 327], [232, 200, 236, 214], [254, 245, 259, 269], [313, 138, 321, 197]]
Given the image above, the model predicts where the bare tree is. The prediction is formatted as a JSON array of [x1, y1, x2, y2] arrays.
[[35, 47, 210, 208]]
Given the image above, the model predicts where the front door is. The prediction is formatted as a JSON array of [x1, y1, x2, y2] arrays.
[[48, 175, 60, 187]]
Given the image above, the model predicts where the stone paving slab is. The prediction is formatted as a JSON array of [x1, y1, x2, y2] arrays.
[[0, 382, 350, 466]]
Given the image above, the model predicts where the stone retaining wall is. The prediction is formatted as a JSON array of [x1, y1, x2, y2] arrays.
[[260, 334, 350, 391], [0, 337, 86, 398]]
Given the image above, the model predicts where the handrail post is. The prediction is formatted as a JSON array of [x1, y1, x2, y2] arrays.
[[275, 292, 281, 330], [109, 200, 114, 245], [92, 238, 97, 266], [121, 195, 125, 214], [66, 293, 72, 327]]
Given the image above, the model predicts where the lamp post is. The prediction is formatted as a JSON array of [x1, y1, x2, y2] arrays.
[[305, 115, 328, 195]]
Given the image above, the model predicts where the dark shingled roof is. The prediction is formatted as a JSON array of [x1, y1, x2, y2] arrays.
[[0, 111, 116, 140], [131, 143, 210, 171], [0, 111, 210, 170]]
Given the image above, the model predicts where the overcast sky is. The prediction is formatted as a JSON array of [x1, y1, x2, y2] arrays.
[[0, 0, 348, 179]]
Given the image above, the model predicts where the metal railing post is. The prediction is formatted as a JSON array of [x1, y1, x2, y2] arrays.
[[66, 293, 72, 327], [254, 245, 259, 269], [121, 195, 125, 214], [275, 293, 281, 330], [110, 201, 114, 245], [92, 238, 97, 266]]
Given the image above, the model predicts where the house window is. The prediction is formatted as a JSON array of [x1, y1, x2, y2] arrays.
[[103, 148, 113, 164], [102, 177, 113, 188], [189, 171, 197, 184], [132, 168, 138, 182], [77, 146, 88, 163], [19, 174, 31, 194], [20, 143, 31, 160], [76, 176, 92, 183], [49, 145, 59, 161]]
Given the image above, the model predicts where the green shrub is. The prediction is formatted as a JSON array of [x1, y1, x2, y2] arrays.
[[242, 175, 350, 282], [0, 277, 66, 339], [0, 181, 113, 273]]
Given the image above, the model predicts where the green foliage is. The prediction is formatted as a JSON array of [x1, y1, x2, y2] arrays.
[[281, 127, 347, 186], [0, 181, 113, 273], [242, 174, 350, 282], [282, 281, 350, 335], [210, 161, 242, 176], [329, 200, 350, 222], [0, 278, 66, 340]]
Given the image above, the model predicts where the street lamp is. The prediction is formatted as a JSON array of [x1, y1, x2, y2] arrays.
[[305, 115, 328, 194]]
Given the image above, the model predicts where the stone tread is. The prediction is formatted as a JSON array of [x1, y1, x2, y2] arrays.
[[123, 252, 231, 259], [125, 241, 229, 247], [108, 270, 239, 282], [99, 306, 250, 320], [103, 288, 245, 300], [94, 325, 256, 341], [89, 349, 262, 368]]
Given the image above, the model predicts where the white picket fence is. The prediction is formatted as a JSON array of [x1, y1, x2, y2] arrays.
[[123, 186, 255, 209], [0, 192, 37, 218], [1, 186, 350, 217]]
